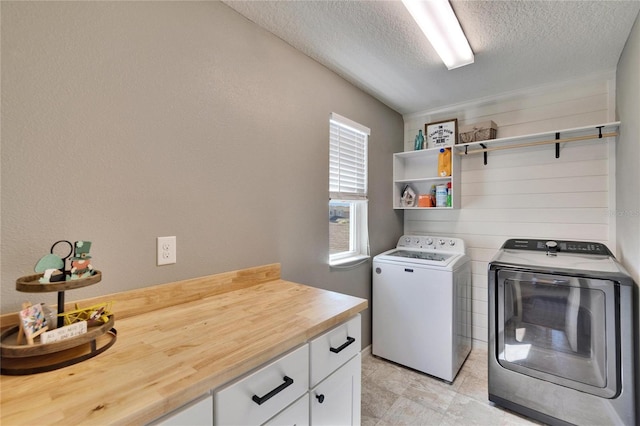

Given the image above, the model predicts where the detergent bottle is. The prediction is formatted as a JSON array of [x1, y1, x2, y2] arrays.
[[438, 148, 451, 177]]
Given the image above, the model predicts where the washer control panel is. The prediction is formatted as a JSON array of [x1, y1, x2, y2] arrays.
[[396, 235, 466, 253]]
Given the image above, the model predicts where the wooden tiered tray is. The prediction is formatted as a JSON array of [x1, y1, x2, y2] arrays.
[[0, 271, 116, 375], [16, 270, 102, 293]]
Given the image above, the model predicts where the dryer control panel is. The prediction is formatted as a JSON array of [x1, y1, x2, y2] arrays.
[[501, 239, 612, 256]]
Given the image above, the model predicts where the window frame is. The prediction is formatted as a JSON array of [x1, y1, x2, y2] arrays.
[[329, 113, 370, 267]]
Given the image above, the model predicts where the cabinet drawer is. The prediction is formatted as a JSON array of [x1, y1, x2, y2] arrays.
[[152, 394, 213, 426], [309, 315, 361, 387], [214, 344, 309, 426]]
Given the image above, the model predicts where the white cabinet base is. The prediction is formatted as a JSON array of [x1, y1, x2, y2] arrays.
[[310, 354, 361, 426]]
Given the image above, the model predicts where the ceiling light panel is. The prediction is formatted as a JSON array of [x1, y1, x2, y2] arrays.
[[402, 0, 474, 70]]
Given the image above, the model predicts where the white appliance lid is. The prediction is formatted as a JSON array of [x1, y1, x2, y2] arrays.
[[385, 249, 454, 263], [493, 250, 620, 273]]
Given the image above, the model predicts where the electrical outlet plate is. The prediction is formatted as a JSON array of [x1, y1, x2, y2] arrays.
[[157, 236, 177, 266]]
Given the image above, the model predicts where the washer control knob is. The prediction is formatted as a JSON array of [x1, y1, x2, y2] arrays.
[[546, 241, 558, 256], [438, 239, 445, 245], [426, 238, 433, 245]]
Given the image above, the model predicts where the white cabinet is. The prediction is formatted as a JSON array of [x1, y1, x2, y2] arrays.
[[310, 354, 361, 426], [263, 395, 309, 426], [393, 147, 460, 209], [308, 315, 361, 426], [214, 345, 309, 426], [212, 314, 362, 426], [152, 394, 213, 426], [309, 315, 361, 388]]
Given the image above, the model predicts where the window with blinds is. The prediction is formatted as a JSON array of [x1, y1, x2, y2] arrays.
[[330, 116, 368, 200], [329, 113, 370, 267]]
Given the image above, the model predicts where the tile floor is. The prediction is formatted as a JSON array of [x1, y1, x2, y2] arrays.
[[361, 346, 543, 426]]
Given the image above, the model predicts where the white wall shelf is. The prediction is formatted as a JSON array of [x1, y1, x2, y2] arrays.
[[393, 146, 460, 210], [453, 122, 620, 165]]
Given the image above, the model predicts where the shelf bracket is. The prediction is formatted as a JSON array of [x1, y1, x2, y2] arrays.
[[464, 145, 468, 155], [480, 144, 487, 165], [555, 132, 560, 159], [597, 126, 604, 138]]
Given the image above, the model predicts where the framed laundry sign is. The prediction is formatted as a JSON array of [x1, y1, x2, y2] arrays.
[[425, 118, 458, 148]]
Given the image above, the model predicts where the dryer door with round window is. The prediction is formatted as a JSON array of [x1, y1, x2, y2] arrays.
[[496, 270, 618, 398]]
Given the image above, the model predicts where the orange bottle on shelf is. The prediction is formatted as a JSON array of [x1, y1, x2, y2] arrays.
[[438, 148, 451, 177]]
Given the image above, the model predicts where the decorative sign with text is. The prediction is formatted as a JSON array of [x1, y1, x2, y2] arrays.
[[426, 118, 458, 148], [40, 321, 88, 344]]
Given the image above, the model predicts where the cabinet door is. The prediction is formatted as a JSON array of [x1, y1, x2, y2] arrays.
[[153, 394, 213, 426], [310, 354, 361, 426], [263, 394, 309, 426]]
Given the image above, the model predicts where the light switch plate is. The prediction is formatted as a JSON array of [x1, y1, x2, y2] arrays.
[[157, 236, 177, 266]]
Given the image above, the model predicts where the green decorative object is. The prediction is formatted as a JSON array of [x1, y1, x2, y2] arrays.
[[35, 253, 65, 283], [34, 254, 64, 272], [70, 240, 94, 280], [32, 240, 96, 283], [71, 241, 92, 260]]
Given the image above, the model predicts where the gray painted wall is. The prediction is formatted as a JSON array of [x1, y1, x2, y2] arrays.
[[616, 10, 640, 415], [0, 1, 404, 347]]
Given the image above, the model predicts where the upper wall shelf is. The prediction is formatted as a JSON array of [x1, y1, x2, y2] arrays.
[[453, 122, 620, 165]]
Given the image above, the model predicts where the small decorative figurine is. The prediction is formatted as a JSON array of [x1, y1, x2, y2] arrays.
[[35, 254, 65, 283], [35, 240, 73, 283], [34, 240, 95, 283], [70, 241, 94, 280]]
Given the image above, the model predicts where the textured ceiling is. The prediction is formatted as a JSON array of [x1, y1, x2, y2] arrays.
[[222, 0, 640, 115]]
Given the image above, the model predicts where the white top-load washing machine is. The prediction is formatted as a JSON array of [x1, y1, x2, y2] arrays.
[[372, 235, 471, 382]]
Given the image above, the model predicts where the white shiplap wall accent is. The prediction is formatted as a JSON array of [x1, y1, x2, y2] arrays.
[[402, 73, 617, 343]]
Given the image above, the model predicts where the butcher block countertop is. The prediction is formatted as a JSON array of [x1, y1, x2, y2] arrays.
[[0, 264, 368, 425]]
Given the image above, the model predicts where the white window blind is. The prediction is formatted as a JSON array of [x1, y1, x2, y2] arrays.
[[329, 113, 369, 201]]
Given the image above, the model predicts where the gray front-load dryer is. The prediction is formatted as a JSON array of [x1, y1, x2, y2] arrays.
[[488, 239, 635, 426]]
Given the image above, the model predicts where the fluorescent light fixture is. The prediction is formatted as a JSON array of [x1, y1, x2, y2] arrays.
[[402, 0, 474, 70]]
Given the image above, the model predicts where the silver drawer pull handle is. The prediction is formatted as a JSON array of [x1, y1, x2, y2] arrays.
[[251, 376, 294, 405]]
